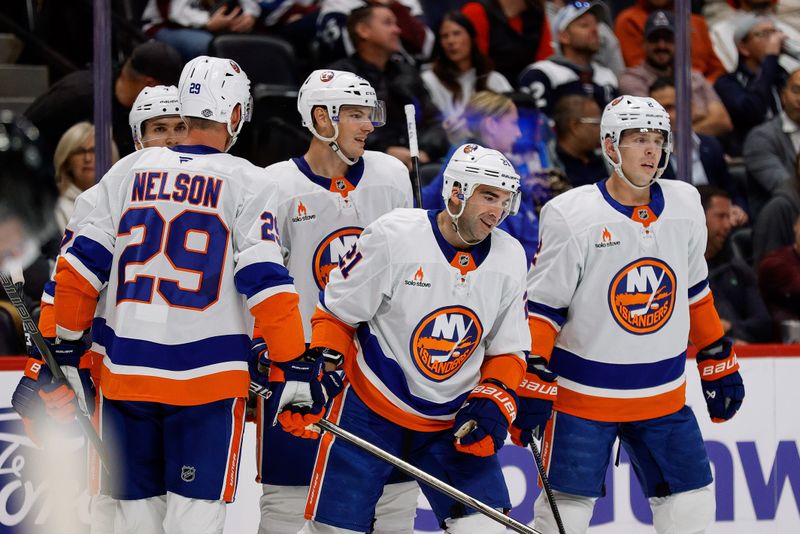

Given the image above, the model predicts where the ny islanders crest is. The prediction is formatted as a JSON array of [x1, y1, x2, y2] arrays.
[[410, 306, 483, 381], [608, 257, 676, 335]]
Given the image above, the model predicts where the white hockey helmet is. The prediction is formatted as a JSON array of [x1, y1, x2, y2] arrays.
[[297, 69, 385, 165], [601, 95, 672, 189], [129, 85, 181, 148], [442, 143, 521, 219], [178, 56, 252, 148]]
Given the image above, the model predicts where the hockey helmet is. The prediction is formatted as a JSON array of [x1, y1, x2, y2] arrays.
[[297, 69, 385, 131], [129, 85, 181, 149]]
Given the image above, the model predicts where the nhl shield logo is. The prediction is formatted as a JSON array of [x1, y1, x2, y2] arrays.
[[458, 254, 470, 267], [335, 179, 347, 191], [181, 465, 196, 482], [637, 208, 650, 220]]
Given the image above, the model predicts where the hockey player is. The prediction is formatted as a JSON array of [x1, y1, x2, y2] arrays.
[[521, 95, 745, 534], [11, 85, 188, 534], [46, 56, 306, 534], [275, 144, 531, 534], [254, 69, 418, 534]]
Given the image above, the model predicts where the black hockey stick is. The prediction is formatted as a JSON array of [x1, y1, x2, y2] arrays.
[[529, 439, 566, 534], [0, 269, 111, 473], [248, 382, 543, 534], [404, 104, 423, 208]]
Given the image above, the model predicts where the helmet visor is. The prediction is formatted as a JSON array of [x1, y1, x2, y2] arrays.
[[335, 101, 386, 127]]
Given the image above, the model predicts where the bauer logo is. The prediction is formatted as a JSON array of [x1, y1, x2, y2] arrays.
[[410, 306, 483, 382], [608, 258, 676, 335], [312, 227, 362, 289]]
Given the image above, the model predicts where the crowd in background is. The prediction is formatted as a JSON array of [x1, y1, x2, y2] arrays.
[[1, 0, 799, 352]]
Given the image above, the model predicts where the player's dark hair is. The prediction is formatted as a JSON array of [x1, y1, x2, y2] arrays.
[[697, 185, 731, 211]]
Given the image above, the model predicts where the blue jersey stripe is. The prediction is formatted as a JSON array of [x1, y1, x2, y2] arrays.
[[92, 318, 249, 371], [234, 262, 294, 300], [527, 301, 568, 326], [356, 324, 468, 417], [550, 347, 686, 390], [688, 279, 709, 299], [43, 280, 56, 299], [67, 236, 113, 284]]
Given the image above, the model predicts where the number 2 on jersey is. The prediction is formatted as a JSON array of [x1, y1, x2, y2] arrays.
[[117, 207, 229, 310]]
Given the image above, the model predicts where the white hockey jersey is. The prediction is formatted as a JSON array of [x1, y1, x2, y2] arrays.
[[527, 179, 720, 422], [55, 145, 304, 405], [316, 208, 530, 431], [268, 152, 413, 340]]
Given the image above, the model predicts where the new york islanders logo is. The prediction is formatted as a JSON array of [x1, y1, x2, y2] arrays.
[[410, 306, 483, 382], [312, 227, 363, 289], [608, 258, 676, 335]]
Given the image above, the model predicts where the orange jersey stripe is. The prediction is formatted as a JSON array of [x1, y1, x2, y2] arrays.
[[99, 366, 249, 405], [529, 316, 558, 363], [222, 398, 246, 502], [480, 353, 526, 390], [555, 382, 686, 422], [310, 308, 356, 357], [38, 302, 56, 338], [305, 386, 348, 520], [54, 257, 99, 334], [347, 361, 453, 432], [250, 292, 306, 363], [688, 292, 725, 350]]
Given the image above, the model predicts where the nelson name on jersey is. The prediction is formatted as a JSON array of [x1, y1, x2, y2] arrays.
[[130, 171, 222, 208]]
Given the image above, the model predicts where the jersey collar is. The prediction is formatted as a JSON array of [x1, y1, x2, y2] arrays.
[[597, 178, 664, 224], [171, 144, 222, 154], [291, 156, 365, 192], [427, 210, 491, 274]]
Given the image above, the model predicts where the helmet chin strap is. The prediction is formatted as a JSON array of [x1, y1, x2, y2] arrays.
[[309, 123, 358, 166], [445, 196, 483, 247], [611, 146, 657, 191]]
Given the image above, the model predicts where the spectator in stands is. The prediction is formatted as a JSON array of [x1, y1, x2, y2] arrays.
[[700, 186, 774, 343], [52, 122, 119, 234], [550, 93, 606, 186], [316, 0, 434, 66], [25, 41, 183, 163], [758, 213, 800, 328], [742, 67, 800, 218], [518, 1, 618, 116], [710, 0, 800, 74], [545, 0, 624, 75], [753, 153, 800, 264], [650, 77, 748, 224], [421, 91, 547, 263], [461, 0, 553, 84], [715, 14, 788, 156], [330, 5, 448, 168], [618, 10, 732, 136], [141, 0, 260, 61], [614, 0, 726, 82], [421, 10, 513, 142]]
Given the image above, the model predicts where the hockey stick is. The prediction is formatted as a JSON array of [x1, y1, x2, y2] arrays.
[[404, 103, 423, 208], [0, 269, 112, 473], [248, 382, 542, 534], [529, 440, 566, 534]]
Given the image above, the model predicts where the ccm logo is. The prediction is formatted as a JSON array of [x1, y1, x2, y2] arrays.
[[701, 356, 738, 377], [473, 385, 516, 419], [520, 380, 557, 397]]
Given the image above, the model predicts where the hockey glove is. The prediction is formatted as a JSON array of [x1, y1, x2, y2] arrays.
[[279, 367, 345, 439], [12, 357, 76, 424], [453, 379, 518, 457], [49, 338, 95, 417], [246, 337, 270, 421], [697, 338, 744, 423], [510, 357, 557, 447]]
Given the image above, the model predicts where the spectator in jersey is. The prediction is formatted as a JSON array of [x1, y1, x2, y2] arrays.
[[619, 10, 732, 136], [24, 40, 183, 163], [421, 10, 513, 142], [742, 67, 800, 218], [330, 5, 448, 168], [715, 14, 789, 155], [545, 0, 624, 74], [316, 0, 434, 66], [649, 77, 748, 225], [52, 122, 119, 234], [141, 0, 260, 61], [550, 93, 607, 186], [700, 186, 774, 343], [518, 0, 618, 116], [753, 152, 800, 264], [614, 0, 726, 82], [461, 0, 554, 84], [758, 213, 800, 329]]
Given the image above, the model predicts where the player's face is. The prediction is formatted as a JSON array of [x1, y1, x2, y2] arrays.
[[67, 137, 96, 191], [615, 129, 666, 186], [440, 19, 471, 66], [457, 184, 513, 242], [141, 116, 188, 148], [336, 105, 375, 159], [704, 195, 733, 257]]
